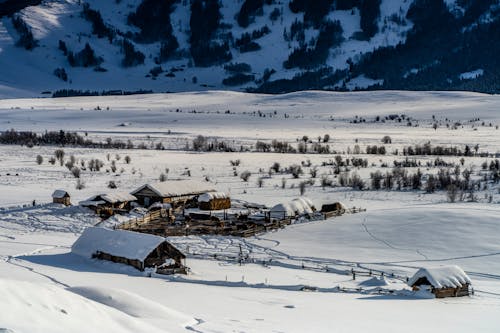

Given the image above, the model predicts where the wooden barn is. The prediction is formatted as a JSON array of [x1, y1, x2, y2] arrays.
[[321, 202, 345, 218], [71, 227, 187, 274], [131, 180, 215, 207], [408, 265, 471, 298], [80, 192, 137, 217], [198, 192, 231, 210], [52, 189, 71, 206]]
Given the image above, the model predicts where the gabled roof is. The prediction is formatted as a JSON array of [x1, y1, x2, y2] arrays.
[[198, 192, 229, 203], [52, 189, 69, 199], [131, 180, 216, 198], [84, 192, 137, 204], [408, 265, 471, 289], [72, 227, 165, 262]]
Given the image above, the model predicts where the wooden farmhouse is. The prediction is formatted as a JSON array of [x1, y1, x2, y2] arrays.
[[80, 192, 137, 217], [131, 180, 215, 207], [52, 189, 71, 206], [71, 227, 187, 274], [408, 265, 472, 298], [198, 192, 231, 210]]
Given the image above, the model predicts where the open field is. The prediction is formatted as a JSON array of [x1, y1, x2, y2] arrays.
[[1, 91, 500, 332]]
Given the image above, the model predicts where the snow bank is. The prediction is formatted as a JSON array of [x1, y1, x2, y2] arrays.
[[408, 265, 472, 289], [198, 192, 229, 203], [0, 279, 167, 333], [72, 227, 165, 262], [68, 286, 195, 330], [132, 180, 215, 198]]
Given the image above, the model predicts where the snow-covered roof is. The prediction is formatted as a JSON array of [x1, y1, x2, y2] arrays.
[[149, 202, 172, 210], [408, 265, 472, 289], [52, 189, 69, 199], [270, 197, 315, 218], [198, 192, 229, 203], [84, 192, 137, 204], [72, 227, 166, 262], [131, 180, 216, 198]]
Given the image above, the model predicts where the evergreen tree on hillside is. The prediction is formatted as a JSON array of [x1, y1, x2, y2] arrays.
[[190, 0, 232, 66]]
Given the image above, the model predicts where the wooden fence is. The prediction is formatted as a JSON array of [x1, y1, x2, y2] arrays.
[[117, 207, 366, 237]]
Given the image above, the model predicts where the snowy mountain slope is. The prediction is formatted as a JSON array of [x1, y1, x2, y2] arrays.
[[1, 0, 497, 97]]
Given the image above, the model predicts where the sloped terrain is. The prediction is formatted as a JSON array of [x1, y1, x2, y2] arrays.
[[1, 0, 499, 97]]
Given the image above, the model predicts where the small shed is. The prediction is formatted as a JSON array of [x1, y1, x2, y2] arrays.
[[80, 192, 137, 217], [320, 202, 345, 214], [52, 189, 71, 206], [131, 180, 216, 207], [408, 265, 471, 298], [72, 227, 187, 274], [198, 192, 231, 210]]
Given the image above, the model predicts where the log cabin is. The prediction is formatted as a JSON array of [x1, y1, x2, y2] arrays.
[[408, 265, 471, 298], [131, 180, 215, 208], [52, 189, 71, 206], [72, 227, 187, 274]]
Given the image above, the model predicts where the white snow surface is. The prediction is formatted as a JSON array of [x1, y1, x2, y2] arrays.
[[71, 227, 165, 262], [408, 265, 472, 289], [0, 279, 170, 333], [0, 90, 500, 332]]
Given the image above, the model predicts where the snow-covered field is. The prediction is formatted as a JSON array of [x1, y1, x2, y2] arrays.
[[1, 90, 500, 332]]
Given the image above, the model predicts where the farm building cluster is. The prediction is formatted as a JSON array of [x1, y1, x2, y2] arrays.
[[53, 180, 349, 275], [52, 180, 349, 238], [56, 181, 474, 298]]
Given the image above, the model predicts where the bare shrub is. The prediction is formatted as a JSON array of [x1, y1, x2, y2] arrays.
[[446, 184, 458, 202], [71, 166, 81, 178], [289, 165, 302, 179], [54, 149, 65, 166], [310, 167, 318, 178], [257, 177, 264, 188], [271, 162, 280, 173], [382, 135, 392, 144], [75, 179, 85, 190], [230, 159, 241, 166], [299, 181, 307, 195], [240, 170, 251, 182], [36, 155, 43, 165], [321, 175, 333, 189]]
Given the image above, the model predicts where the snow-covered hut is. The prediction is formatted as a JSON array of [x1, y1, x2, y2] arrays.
[[320, 202, 345, 214], [198, 192, 231, 210], [80, 192, 137, 217], [131, 180, 216, 207], [72, 227, 186, 273], [52, 189, 71, 206], [270, 198, 315, 219], [408, 265, 471, 298]]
